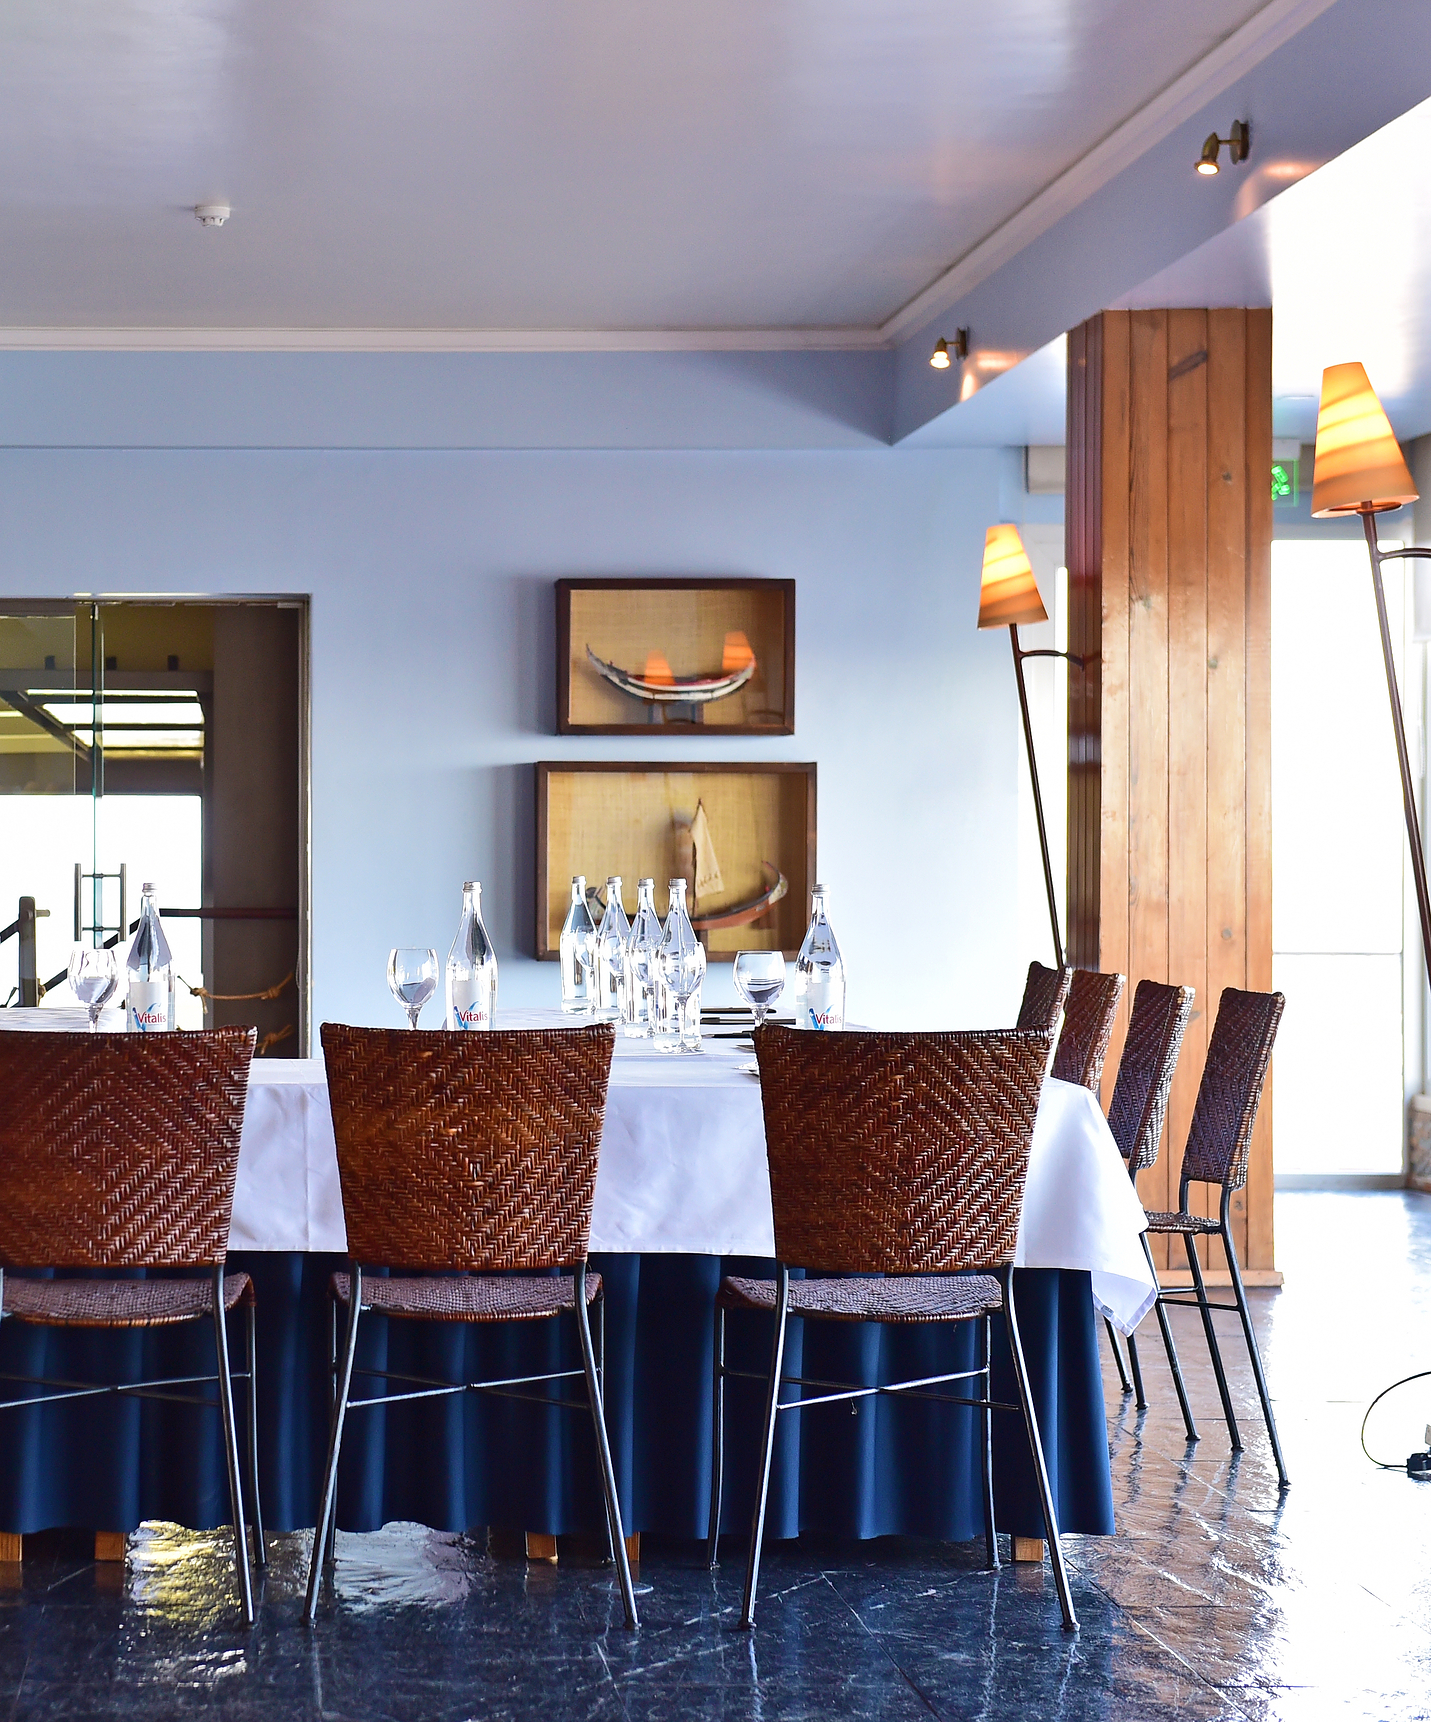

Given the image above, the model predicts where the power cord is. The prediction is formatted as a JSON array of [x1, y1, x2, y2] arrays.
[[1359, 1369, 1431, 1475]]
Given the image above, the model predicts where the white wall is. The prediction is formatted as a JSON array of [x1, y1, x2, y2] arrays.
[[0, 443, 1032, 1035]]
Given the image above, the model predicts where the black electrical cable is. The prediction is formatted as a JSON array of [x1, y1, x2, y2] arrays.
[[1359, 1369, 1431, 1470]]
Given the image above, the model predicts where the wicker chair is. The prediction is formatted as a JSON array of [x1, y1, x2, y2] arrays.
[[0, 1029, 261, 1624], [1103, 980, 1196, 1423], [1052, 969, 1125, 1089], [707, 1025, 1077, 1633], [306, 1022, 637, 1628], [1139, 988, 1287, 1488], [1017, 960, 1071, 1036]]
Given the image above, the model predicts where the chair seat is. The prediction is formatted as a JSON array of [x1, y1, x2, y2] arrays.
[[0, 1272, 252, 1329], [716, 1273, 1003, 1324], [332, 1271, 602, 1322], [1143, 1210, 1221, 1235]]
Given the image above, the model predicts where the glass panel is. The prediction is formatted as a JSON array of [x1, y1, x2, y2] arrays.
[[0, 606, 80, 1006]]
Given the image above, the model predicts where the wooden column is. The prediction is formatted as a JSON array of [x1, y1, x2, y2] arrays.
[[1067, 308, 1276, 1280]]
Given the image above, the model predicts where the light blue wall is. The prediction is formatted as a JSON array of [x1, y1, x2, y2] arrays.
[[0, 437, 1031, 1033]]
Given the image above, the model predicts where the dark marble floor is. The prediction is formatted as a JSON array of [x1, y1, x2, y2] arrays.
[[3, 1192, 1430, 1720]]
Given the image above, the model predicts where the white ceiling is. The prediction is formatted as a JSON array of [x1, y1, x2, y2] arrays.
[[0, 0, 1274, 333]]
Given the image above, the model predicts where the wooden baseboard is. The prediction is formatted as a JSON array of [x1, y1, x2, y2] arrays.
[[1156, 1268, 1283, 1288], [1011, 1537, 1045, 1563], [94, 1532, 127, 1563], [0, 1533, 20, 1563], [524, 1531, 558, 1564]]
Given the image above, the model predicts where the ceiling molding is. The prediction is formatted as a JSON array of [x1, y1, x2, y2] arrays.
[[0, 324, 890, 354], [878, 0, 1341, 341]]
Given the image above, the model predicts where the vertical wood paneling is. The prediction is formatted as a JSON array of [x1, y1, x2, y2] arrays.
[[1205, 309, 1251, 1271], [1067, 306, 1275, 1280], [1166, 309, 1212, 1260]]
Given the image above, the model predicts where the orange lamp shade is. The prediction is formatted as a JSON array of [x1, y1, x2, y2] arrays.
[[1311, 362, 1418, 517], [977, 524, 1048, 628]]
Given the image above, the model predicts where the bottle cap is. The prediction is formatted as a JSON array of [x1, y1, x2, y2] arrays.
[[639, 877, 654, 887], [813, 882, 828, 893], [572, 875, 585, 887], [669, 877, 684, 887], [463, 880, 478, 891], [607, 876, 621, 886], [142, 881, 156, 893]]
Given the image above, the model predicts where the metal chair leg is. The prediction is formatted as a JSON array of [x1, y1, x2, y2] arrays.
[[706, 1304, 726, 1569], [1185, 1235, 1240, 1451], [1222, 1223, 1288, 1489], [1141, 1232, 1196, 1440], [980, 1313, 998, 1570], [324, 1294, 339, 1564], [595, 1290, 618, 1566], [1124, 1328, 1147, 1409], [306, 1266, 363, 1623], [211, 1266, 255, 1627], [1103, 1317, 1131, 1394], [740, 1264, 790, 1630], [574, 1263, 638, 1629], [1002, 1265, 1076, 1632], [245, 1298, 266, 1569]]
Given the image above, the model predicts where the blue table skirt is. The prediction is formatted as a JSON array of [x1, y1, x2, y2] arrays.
[[0, 1255, 1113, 1543]]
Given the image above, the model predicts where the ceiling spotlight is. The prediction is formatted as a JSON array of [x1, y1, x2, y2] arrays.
[[194, 204, 230, 227], [930, 328, 970, 369], [1195, 120, 1250, 176]]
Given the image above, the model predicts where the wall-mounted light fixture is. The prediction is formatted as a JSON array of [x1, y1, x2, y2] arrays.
[[930, 328, 970, 370], [1195, 120, 1250, 176]]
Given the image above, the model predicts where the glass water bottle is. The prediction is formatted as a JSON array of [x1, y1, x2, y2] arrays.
[[655, 877, 705, 1051], [559, 875, 597, 1015], [125, 882, 174, 1032], [446, 880, 497, 1029], [594, 876, 631, 1023], [623, 876, 662, 1037], [794, 883, 845, 1031]]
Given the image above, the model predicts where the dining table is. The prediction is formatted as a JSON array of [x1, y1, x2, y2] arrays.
[[0, 1006, 1154, 1549]]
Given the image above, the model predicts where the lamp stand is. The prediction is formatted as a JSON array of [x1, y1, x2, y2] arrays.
[[1359, 510, 1431, 984], [1009, 624, 1084, 971]]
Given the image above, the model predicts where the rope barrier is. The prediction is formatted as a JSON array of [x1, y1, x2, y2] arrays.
[[177, 971, 293, 1004]]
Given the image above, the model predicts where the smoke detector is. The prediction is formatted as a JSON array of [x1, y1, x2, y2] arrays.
[[194, 204, 230, 227]]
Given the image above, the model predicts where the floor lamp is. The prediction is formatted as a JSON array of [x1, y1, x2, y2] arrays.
[[978, 524, 1082, 970], [1311, 363, 1431, 989]]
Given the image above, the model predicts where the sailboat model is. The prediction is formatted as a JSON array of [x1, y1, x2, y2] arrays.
[[682, 800, 788, 932]]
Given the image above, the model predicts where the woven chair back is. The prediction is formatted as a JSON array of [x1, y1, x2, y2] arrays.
[[1106, 980, 1195, 1172], [1179, 988, 1284, 1192], [753, 1025, 1050, 1275], [320, 1023, 615, 1270], [1051, 969, 1126, 1088], [1016, 961, 1071, 1035], [0, 1028, 256, 1269]]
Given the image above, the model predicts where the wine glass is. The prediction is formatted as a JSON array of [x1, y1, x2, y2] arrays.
[[388, 947, 438, 1029], [733, 950, 786, 1027], [68, 944, 118, 1031], [658, 939, 707, 1054]]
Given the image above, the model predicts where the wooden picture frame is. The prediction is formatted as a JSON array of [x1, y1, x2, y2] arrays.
[[535, 760, 816, 961], [555, 577, 796, 735]]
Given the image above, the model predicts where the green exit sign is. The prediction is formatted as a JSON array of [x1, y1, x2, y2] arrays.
[[1272, 457, 1299, 507]]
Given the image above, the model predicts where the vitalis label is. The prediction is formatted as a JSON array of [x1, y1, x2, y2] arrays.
[[449, 976, 493, 1030], [127, 979, 170, 1033]]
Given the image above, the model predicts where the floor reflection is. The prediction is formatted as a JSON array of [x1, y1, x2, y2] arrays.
[[1, 1192, 1428, 1720]]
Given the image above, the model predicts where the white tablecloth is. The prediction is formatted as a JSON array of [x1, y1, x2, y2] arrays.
[[1, 1005, 1157, 1332]]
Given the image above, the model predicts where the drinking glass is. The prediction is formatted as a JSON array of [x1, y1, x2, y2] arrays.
[[659, 940, 707, 1053], [388, 947, 438, 1029], [733, 950, 786, 1027], [68, 944, 118, 1031]]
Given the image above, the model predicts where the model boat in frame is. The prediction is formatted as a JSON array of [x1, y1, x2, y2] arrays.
[[584, 637, 756, 707], [556, 579, 795, 736]]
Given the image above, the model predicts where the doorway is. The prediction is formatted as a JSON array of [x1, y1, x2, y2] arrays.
[[0, 599, 309, 1054]]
